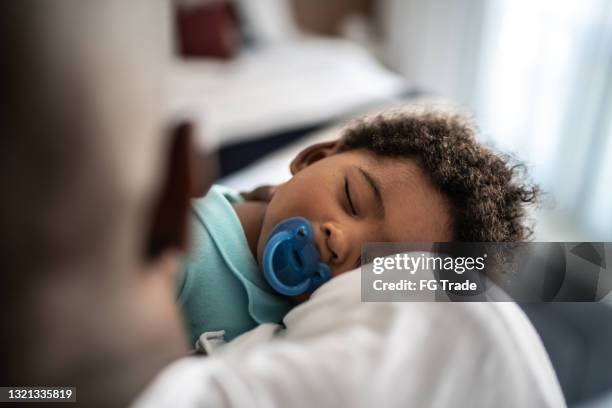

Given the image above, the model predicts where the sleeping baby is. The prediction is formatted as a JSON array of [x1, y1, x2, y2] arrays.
[[177, 106, 539, 345]]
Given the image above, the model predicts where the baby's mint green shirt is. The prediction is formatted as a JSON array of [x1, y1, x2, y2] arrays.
[[178, 185, 292, 345]]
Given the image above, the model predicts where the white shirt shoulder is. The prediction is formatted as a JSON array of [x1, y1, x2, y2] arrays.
[[132, 270, 565, 408]]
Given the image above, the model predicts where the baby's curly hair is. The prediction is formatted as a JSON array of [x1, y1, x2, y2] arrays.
[[337, 106, 539, 241]]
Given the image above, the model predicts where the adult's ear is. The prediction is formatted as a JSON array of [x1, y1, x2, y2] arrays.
[[145, 122, 217, 259], [289, 141, 339, 175]]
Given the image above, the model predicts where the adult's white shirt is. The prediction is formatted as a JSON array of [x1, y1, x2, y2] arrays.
[[132, 270, 565, 407]]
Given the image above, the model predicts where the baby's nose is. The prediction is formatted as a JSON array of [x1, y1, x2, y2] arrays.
[[321, 222, 349, 266]]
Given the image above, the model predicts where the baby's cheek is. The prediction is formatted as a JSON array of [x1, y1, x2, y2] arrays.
[[266, 187, 316, 227]]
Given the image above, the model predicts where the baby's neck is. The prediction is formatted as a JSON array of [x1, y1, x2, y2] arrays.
[[232, 201, 267, 262]]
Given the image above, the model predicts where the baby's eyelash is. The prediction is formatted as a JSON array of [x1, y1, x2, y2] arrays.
[[344, 177, 357, 216]]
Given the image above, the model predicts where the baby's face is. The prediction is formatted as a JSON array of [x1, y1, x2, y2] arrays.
[[256, 147, 453, 278]]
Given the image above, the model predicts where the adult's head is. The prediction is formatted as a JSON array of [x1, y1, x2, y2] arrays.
[[0, 1, 208, 405]]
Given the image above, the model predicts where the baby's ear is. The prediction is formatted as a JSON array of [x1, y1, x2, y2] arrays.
[[290, 141, 339, 175]]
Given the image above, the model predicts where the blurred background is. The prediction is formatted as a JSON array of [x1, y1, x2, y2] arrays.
[[169, 0, 612, 242]]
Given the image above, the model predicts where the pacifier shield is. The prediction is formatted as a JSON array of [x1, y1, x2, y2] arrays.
[[262, 217, 331, 296]]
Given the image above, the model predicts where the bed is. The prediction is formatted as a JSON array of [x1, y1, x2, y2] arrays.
[[168, 36, 417, 176]]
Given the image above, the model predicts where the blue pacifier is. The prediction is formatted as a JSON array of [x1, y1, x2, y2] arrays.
[[262, 217, 332, 296]]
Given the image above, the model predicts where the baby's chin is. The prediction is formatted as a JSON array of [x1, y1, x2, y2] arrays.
[[289, 292, 312, 303]]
